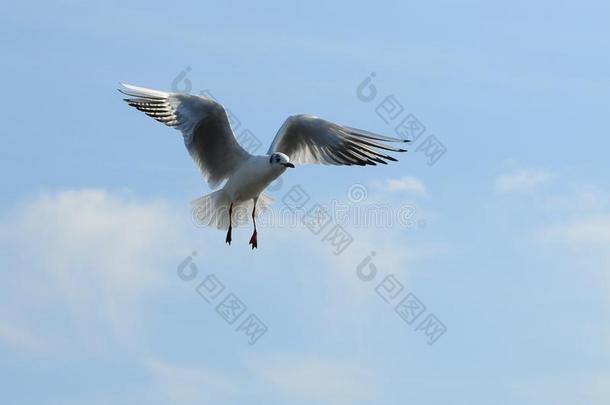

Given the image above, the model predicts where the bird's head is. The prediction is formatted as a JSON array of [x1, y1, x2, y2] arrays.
[[269, 152, 295, 168]]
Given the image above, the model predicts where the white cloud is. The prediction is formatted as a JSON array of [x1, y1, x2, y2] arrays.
[[252, 355, 374, 403], [382, 176, 427, 196], [0, 189, 187, 353], [495, 168, 553, 193]]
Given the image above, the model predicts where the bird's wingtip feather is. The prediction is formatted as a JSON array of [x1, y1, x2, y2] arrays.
[[116, 82, 169, 99]]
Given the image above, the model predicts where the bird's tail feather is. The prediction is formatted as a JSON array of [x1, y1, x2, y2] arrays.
[[191, 191, 274, 230]]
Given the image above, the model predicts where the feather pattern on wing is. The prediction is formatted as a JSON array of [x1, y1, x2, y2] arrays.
[[267, 114, 408, 166], [119, 83, 251, 188]]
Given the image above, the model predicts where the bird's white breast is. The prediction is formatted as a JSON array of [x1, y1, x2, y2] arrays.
[[223, 155, 285, 202]]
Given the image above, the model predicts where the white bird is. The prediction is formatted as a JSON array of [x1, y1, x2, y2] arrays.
[[119, 83, 409, 248]]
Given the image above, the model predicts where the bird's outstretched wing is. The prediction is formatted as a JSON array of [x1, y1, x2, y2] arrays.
[[119, 83, 251, 188], [267, 114, 408, 166]]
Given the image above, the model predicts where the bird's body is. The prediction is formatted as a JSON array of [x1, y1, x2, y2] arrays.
[[223, 155, 286, 203], [119, 83, 408, 248]]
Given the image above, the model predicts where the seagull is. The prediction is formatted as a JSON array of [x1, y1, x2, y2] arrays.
[[118, 83, 408, 249]]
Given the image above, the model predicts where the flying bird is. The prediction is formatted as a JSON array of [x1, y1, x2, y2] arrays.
[[118, 83, 408, 249]]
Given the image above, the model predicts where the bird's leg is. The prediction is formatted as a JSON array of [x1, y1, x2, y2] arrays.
[[249, 197, 258, 249], [225, 203, 233, 245]]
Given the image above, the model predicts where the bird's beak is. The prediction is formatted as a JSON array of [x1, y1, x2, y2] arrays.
[[283, 163, 295, 168]]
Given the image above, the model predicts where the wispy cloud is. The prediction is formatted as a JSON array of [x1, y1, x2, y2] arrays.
[[0, 321, 48, 353], [541, 215, 610, 249], [0, 189, 187, 353], [494, 168, 553, 193], [146, 359, 233, 404], [381, 176, 427, 196], [252, 355, 374, 403]]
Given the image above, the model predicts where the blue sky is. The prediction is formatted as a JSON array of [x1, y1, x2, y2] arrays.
[[2, 0, 610, 404]]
